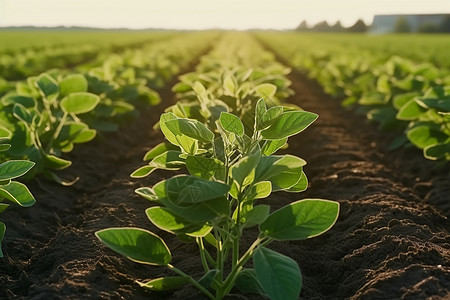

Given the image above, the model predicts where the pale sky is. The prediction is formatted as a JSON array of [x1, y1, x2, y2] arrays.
[[0, 0, 449, 30]]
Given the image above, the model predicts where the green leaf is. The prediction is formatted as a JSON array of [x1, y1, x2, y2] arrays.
[[60, 92, 100, 114], [148, 150, 184, 168], [269, 166, 303, 191], [0, 160, 35, 181], [0, 127, 12, 141], [143, 142, 179, 161], [165, 118, 214, 143], [13, 103, 33, 124], [376, 74, 391, 94], [198, 269, 219, 289], [0, 203, 9, 213], [286, 171, 308, 192], [135, 187, 158, 201], [137, 276, 189, 291], [213, 137, 226, 163], [245, 181, 272, 201], [95, 228, 171, 265], [130, 166, 154, 178], [258, 106, 283, 130], [0, 181, 36, 207], [261, 111, 318, 140], [242, 205, 270, 228], [44, 154, 72, 170], [255, 83, 277, 99], [220, 112, 244, 137], [72, 128, 96, 144], [59, 74, 88, 97], [0, 144, 11, 152], [131, 151, 184, 178], [235, 269, 265, 295], [186, 156, 225, 180], [231, 151, 260, 189], [0, 221, 5, 258], [36, 73, 59, 100], [193, 81, 207, 99], [146, 207, 211, 237], [164, 196, 230, 223], [160, 113, 198, 154], [424, 142, 450, 160], [261, 138, 288, 156], [396, 99, 427, 120], [172, 82, 192, 93], [255, 98, 267, 130], [56, 122, 94, 145], [1, 94, 35, 108], [406, 126, 449, 149], [260, 199, 339, 240], [254, 247, 302, 300], [255, 155, 306, 186], [224, 75, 236, 94], [418, 98, 450, 112], [166, 175, 230, 205], [393, 92, 420, 110]]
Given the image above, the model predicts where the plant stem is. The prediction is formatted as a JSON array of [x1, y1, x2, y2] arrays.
[[197, 237, 210, 272], [217, 237, 265, 298], [214, 229, 224, 284], [205, 248, 216, 267], [46, 112, 67, 153], [167, 264, 215, 300]]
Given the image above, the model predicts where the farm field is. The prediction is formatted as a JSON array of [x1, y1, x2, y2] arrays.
[[0, 30, 449, 299]]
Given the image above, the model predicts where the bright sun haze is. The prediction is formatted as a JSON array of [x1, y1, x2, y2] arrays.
[[1, 0, 450, 29]]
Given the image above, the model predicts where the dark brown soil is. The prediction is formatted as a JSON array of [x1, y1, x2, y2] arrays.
[[1, 67, 449, 299]]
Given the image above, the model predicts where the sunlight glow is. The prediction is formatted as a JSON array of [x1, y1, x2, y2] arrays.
[[0, 0, 449, 30]]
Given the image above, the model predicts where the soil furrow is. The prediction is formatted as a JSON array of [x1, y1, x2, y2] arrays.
[[282, 70, 450, 299]]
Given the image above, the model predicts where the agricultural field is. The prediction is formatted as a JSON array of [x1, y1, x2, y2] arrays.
[[0, 30, 449, 300]]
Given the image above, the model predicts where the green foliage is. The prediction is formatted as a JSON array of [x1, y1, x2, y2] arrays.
[[0, 139, 35, 257], [0, 31, 220, 183], [0, 72, 100, 184], [96, 228, 171, 265], [257, 32, 450, 164], [253, 247, 302, 300]]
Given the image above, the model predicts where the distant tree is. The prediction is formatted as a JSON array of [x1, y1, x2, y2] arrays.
[[296, 20, 309, 31], [439, 15, 450, 33], [418, 23, 440, 33], [394, 16, 411, 33], [331, 21, 344, 32], [312, 21, 332, 32], [347, 19, 367, 32]]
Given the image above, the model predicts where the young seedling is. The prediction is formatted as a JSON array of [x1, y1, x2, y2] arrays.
[[0, 127, 35, 257], [0, 72, 99, 184], [97, 98, 339, 300]]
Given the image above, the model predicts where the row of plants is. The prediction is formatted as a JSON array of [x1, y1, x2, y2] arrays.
[[96, 32, 340, 300], [280, 33, 450, 69], [0, 31, 218, 184], [256, 32, 450, 164], [0, 31, 177, 80], [0, 32, 219, 257]]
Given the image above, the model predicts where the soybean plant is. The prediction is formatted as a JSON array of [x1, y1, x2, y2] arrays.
[[97, 98, 339, 300]]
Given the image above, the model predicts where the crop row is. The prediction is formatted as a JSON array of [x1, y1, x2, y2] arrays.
[[0, 31, 178, 81], [96, 32, 339, 300], [0, 31, 219, 257], [256, 32, 450, 164]]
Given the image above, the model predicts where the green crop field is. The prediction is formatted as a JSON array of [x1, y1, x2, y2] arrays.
[[0, 30, 449, 300]]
